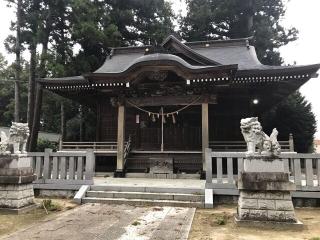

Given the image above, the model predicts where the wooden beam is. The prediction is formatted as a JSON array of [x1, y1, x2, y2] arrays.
[[126, 95, 217, 107]]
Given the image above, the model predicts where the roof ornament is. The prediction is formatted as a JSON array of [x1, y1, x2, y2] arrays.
[[144, 43, 169, 55]]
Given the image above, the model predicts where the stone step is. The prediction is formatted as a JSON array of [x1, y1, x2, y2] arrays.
[[86, 190, 204, 202], [82, 197, 204, 208], [90, 185, 204, 195]]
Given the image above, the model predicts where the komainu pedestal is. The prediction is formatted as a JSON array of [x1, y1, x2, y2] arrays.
[[236, 117, 302, 228], [0, 122, 35, 213], [237, 157, 297, 223], [0, 154, 36, 213]]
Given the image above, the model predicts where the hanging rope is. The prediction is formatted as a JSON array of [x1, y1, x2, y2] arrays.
[[126, 95, 202, 116]]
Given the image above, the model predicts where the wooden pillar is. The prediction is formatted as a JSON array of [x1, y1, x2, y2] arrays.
[[115, 104, 125, 177], [60, 102, 65, 140], [202, 102, 209, 172], [79, 105, 83, 141], [95, 103, 101, 142]]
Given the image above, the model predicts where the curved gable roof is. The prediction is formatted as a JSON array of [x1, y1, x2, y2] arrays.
[[95, 53, 226, 74], [39, 35, 319, 86], [94, 35, 264, 74], [94, 52, 144, 74]]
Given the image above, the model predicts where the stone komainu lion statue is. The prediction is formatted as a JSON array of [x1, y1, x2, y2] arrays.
[[0, 122, 30, 154], [240, 117, 281, 156]]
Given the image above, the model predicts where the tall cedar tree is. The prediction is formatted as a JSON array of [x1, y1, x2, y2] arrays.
[[3, 0, 175, 146], [180, 0, 316, 152]]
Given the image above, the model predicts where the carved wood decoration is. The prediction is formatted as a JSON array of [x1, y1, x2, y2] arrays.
[[126, 95, 217, 107], [147, 71, 168, 82]]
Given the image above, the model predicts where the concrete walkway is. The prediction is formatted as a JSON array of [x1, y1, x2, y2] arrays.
[[0, 204, 195, 240]]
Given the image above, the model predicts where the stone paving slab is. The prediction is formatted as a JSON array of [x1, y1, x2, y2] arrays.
[[94, 177, 205, 189], [0, 204, 195, 240]]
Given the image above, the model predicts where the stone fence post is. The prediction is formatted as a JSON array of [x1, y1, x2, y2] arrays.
[[43, 148, 53, 179], [85, 149, 95, 180], [289, 133, 294, 152], [205, 148, 213, 188]]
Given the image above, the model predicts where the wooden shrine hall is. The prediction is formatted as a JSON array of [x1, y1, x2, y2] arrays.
[[31, 35, 320, 177]]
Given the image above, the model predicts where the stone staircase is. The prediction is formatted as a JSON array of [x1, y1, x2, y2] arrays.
[[76, 185, 204, 208]]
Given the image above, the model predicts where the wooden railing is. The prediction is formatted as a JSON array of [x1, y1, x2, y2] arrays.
[[209, 134, 294, 152], [60, 141, 118, 151], [209, 140, 293, 152], [205, 149, 320, 196], [28, 149, 95, 190]]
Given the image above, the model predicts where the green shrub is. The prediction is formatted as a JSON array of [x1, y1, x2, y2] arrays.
[[41, 199, 62, 212], [216, 216, 226, 225], [214, 213, 229, 225], [36, 139, 58, 152]]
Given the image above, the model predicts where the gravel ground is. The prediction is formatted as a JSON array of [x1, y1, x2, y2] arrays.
[[188, 204, 320, 240]]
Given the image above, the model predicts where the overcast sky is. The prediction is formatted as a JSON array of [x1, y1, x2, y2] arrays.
[[0, 0, 319, 138]]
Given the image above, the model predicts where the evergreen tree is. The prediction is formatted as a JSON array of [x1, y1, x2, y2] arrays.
[[107, 0, 174, 45], [180, 0, 316, 152], [0, 53, 28, 126], [3, 0, 175, 144], [180, 0, 298, 65], [262, 92, 316, 153]]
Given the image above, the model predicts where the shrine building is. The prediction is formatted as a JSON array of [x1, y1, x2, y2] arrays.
[[31, 35, 320, 177]]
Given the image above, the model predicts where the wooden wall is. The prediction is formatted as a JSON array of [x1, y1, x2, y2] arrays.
[[97, 96, 254, 148]]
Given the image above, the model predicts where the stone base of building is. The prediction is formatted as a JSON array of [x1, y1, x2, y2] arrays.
[[0, 154, 36, 212]]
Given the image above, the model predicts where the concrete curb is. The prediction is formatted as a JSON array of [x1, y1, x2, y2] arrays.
[[74, 185, 90, 204], [181, 208, 196, 240]]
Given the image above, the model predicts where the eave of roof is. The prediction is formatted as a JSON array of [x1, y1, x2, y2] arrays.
[[38, 75, 87, 84], [236, 64, 320, 76]]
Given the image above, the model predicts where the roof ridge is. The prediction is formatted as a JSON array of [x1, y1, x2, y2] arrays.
[[161, 35, 221, 65], [111, 45, 152, 55], [109, 36, 253, 54], [186, 37, 253, 48]]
